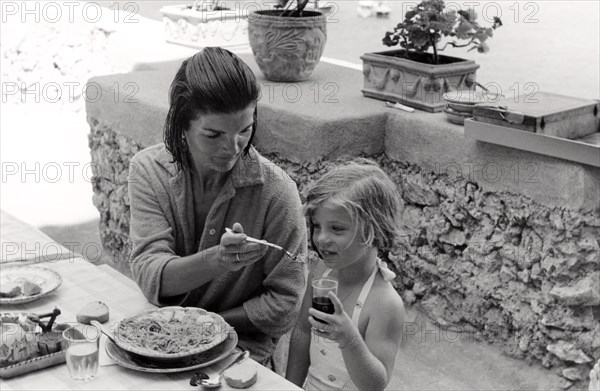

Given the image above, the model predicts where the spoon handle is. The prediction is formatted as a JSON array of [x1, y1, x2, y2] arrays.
[[219, 350, 249, 374], [91, 320, 116, 344], [225, 228, 294, 257]]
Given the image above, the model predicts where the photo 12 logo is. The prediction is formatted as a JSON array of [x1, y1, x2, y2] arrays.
[[2, 81, 139, 104], [1, 1, 139, 24], [399, 1, 539, 24]]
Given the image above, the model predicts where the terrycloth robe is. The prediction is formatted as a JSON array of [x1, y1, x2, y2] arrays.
[[128, 144, 308, 361]]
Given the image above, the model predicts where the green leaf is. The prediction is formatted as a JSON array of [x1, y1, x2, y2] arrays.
[[455, 21, 473, 36]]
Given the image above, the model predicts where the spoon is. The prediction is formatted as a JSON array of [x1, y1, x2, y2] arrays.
[[197, 350, 249, 388], [90, 320, 117, 344], [225, 228, 302, 262]]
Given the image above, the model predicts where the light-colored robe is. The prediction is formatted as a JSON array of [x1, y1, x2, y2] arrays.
[[128, 144, 307, 361]]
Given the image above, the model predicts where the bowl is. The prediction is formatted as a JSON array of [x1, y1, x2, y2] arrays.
[[446, 101, 475, 114], [443, 108, 472, 125]]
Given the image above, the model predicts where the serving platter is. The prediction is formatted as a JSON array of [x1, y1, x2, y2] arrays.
[[0, 266, 62, 305], [106, 329, 238, 373], [114, 306, 230, 361]]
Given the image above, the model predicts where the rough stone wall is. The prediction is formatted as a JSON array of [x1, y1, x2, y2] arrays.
[[88, 119, 143, 276], [89, 126, 599, 389], [272, 154, 599, 389]]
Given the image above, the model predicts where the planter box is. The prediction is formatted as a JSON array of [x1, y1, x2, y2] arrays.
[[361, 50, 480, 112], [160, 5, 249, 50]]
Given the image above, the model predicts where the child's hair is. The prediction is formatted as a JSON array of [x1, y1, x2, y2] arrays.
[[305, 158, 402, 252]]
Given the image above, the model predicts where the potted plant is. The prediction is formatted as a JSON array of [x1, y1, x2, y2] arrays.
[[361, 0, 502, 112], [248, 0, 327, 82], [160, 0, 249, 50]]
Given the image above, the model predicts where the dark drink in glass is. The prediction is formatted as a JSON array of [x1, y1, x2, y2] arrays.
[[311, 277, 338, 324], [312, 296, 335, 323]]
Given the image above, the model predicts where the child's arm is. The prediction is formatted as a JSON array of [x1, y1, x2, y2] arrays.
[[309, 291, 405, 391], [285, 272, 314, 387]]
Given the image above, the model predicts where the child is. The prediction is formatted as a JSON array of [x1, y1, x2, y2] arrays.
[[286, 159, 405, 390]]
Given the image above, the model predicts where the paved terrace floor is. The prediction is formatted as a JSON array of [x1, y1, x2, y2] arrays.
[[2, 5, 594, 390]]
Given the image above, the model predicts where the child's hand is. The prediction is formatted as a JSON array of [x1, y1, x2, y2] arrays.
[[308, 291, 360, 348]]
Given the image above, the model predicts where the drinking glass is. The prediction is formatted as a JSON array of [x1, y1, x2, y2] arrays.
[[311, 277, 338, 323], [62, 323, 100, 381]]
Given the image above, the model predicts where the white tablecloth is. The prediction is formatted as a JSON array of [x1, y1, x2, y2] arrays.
[[1, 214, 301, 390]]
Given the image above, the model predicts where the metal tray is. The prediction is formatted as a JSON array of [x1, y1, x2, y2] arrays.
[[0, 349, 66, 379]]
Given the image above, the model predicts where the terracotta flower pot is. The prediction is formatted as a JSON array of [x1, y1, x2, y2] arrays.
[[361, 50, 480, 112], [248, 10, 327, 82]]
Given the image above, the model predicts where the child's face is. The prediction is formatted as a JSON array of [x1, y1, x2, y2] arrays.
[[311, 199, 372, 270]]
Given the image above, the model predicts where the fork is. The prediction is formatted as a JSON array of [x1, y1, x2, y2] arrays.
[[224, 228, 302, 262]]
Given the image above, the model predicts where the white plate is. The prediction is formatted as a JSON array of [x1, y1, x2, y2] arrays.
[[114, 306, 230, 361], [106, 329, 238, 373], [0, 266, 62, 305]]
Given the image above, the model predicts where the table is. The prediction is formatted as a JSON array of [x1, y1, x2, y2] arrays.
[[1, 210, 72, 264], [1, 213, 302, 390]]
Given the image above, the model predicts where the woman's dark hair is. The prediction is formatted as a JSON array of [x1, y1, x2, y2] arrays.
[[164, 47, 260, 170]]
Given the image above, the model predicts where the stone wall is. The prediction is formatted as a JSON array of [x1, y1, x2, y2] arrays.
[[263, 154, 600, 388], [88, 120, 599, 387], [87, 57, 599, 389], [88, 119, 143, 275]]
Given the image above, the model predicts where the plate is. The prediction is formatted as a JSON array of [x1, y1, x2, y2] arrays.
[[444, 108, 472, 125], [106, 329, 238, 373], [114, 306, 230, 360], [0, 266, 62, 305]]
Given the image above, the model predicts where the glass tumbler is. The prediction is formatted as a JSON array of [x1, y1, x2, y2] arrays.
[[311, 277, 338, 323], [62, 323, 100, 381]]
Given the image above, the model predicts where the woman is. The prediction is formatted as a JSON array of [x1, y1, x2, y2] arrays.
[[127, 47, 308, 367]]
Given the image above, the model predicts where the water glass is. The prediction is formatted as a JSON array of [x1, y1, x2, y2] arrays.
[[312, 277, 338, 322], [62, 323, 100, 381]]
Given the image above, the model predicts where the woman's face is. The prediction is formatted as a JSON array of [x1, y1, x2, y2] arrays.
[[185, 105, 255, 173]]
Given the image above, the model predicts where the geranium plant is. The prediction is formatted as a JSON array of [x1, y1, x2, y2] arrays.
[[188, 0, 228, 11], [275, 0, 319, 16], [382, 0, 502, 64]]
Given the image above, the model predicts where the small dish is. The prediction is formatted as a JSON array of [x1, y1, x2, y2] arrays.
[[0, 266, 62, 305], [444, 108, 472, 125], [446, 101, 475, 114]]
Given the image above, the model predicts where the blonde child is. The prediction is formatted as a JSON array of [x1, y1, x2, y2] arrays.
[[286, 159, 405, 390]]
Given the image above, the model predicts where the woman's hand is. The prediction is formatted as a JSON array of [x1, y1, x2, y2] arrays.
[[219, 222, 268, 271], [307, 291, 360, 348]]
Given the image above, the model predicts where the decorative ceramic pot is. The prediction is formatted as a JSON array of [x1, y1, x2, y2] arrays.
[[361, 50, 480, 112], [160, 5, 249, 50], [248, 10, 327, 82]]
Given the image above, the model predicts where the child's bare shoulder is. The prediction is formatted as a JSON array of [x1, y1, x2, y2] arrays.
[[369, 278, 405, 319]]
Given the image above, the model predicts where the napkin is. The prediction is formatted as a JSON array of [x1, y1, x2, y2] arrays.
[[99, 335, 116, 367]]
